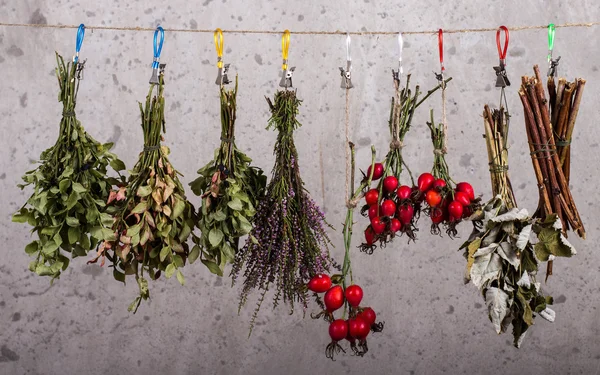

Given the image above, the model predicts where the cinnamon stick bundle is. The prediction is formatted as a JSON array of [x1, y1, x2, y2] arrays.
[[518, 65, 585, 240]]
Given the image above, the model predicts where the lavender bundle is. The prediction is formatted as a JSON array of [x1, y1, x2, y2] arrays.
[[231, 90, 334, 333]]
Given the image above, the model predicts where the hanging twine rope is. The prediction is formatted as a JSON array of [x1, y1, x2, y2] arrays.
[[1, 21, 598, 34], [344, 89, 357, 209]]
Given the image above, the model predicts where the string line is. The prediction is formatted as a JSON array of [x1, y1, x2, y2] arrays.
[[0, 21, 598, 35], [344, 89, 351, 207]]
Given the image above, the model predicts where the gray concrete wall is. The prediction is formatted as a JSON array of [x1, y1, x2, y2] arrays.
[[1, 1, 599, 374]]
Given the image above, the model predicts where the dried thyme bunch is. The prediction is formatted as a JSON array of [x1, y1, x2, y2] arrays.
[[231, 90, 334, 333], [94, 69, 198, 312], [189, 77, 266, 275], [13, 53, 125, 280]]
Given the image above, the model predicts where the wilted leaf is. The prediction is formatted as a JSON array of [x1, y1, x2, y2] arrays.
[[131, 201, 148, 214], [137, 185, 152, 197], [473, 242, 499, 257], [539, 308, 555, 322], [209, 228, 224, 247], [171, 198, 186, 220], [497, 242, 520, 268], [201, 259, 223, 276], [68, 227, 80, 244], [515, 224, 532, 250], [159, 246, 170, 262], [517, 271, 531, 288], [517, 290, 534, 326], [71, 182, 87, 193], [24, 241, 39, 255], [470, 253, 502, 289], [176, 270, 185, 286], [485, 287, 511, 334], [227, 198, 243, 211], [492, 208, 530, 223], [165, 263, 176, 278], [189, 245, 200, 264]]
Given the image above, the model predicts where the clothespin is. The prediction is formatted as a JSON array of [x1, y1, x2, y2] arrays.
[[547, 24, 560, 77], [434, 29, 445, 84], [73, 24, 85, 64], [493, 26, 510, 87], [392, 32, 404, 85], [214, 28, 230, 85], [73, 24, 86, 79], [279, 30, 295, 88], [339, 33, 353, 89], [149, 26, 165, 84]]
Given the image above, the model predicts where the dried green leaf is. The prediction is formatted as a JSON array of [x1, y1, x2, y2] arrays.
[[189, 245, 200, 264], [201, 259, 223, 276], [209, 228, 224, 247], [159, 246, 170, 262], [176, 270, 185, 286], [165, 263, 176, 278]]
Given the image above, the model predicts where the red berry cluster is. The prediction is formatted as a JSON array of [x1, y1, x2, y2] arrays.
[[360, 163, 421, 253], [308, 274, 384, 360], [416, 172, 479, 237]]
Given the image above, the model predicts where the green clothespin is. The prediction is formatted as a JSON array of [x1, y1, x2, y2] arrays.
[[547, 23, 560, 77]]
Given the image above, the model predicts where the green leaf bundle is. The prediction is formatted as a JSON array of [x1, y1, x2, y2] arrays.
[[96, 70, 198, 312], [13, 53, 125, 280], [189, 77, 266, 275]]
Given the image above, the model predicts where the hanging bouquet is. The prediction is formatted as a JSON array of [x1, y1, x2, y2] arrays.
[[189, 77, 266, 275], [13, 53, 125, 279], [231, 90, 335, 333], [310, 144, 384, 360], [420, 106, 481, 237], [92, 67, 198, 312], [359, 74, 449, 252], [460, 99, 575, 348]]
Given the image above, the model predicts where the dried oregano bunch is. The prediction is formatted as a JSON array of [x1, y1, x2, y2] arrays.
[[13, 53, 125, 280], [92, 69, 198, 312], [189, 77, 266, 275], [231, 90, 335, 333]]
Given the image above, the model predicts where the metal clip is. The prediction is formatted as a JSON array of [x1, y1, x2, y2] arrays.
[[149, 26, 165, 84], [392, 32, 404, 86], [278, 30, 294, 88], [339, 33, 353, 89], [546, 23, 560, 77], [215, 61, 231, 85], [547, 56, 560, 77], [279, 64, 295, 88], [494, 26, 510, 87], [76, 59, 86, 80]]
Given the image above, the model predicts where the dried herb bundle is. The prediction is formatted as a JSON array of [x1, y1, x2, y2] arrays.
[[189, 77, 266, 275], [460, 103, 576, 347], [518, 66, 585, 239], [13, 53, 125, 279], [231, 90, 334, 333], [483, 105, 516, 208], [95, 69, 198, 312]]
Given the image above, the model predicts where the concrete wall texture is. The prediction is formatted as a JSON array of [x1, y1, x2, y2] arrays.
[[1, 0, 599, 374]]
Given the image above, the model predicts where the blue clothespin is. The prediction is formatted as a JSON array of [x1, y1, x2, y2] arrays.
[[73, 24, 85, 63], [149, 26, 165, 84]]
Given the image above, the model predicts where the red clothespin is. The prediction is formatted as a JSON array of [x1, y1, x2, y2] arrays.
[[438, 29, 444, 73], [494, 26, 510, 87]]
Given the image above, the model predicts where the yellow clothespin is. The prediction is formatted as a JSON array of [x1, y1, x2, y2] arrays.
[[279, 30, 295, 88], [214, 28, 230, 85]]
